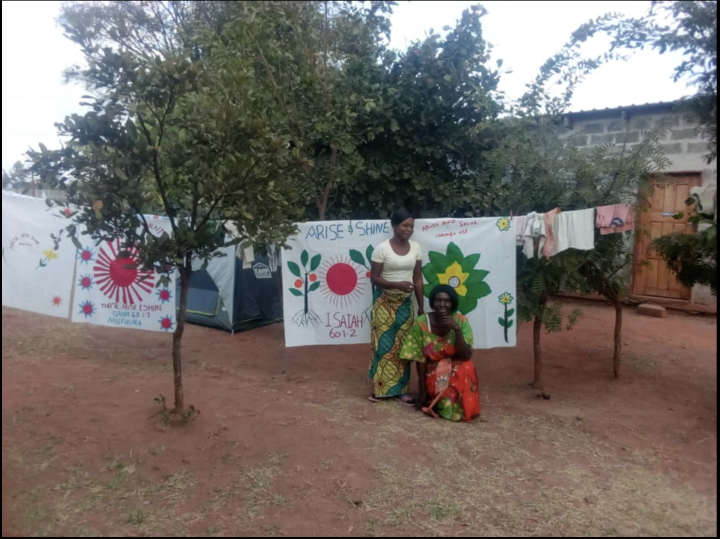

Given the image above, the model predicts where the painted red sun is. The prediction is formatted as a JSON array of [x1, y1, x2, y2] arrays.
[[94, 240, 154, 304], [51, 296, 63, 308], [318, 255, 365, 308]]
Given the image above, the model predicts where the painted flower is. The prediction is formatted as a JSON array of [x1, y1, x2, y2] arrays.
[[43, 250, 59, 261], [498, 292, 514, 305], [437, 262, 470, 296], [496, 217, 511, 232], [422, 242, 491, 314]]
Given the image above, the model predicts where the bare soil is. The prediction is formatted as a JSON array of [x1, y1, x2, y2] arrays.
[[2, 300, 717, 537]]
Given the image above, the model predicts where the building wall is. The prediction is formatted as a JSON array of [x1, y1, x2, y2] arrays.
[[565, 107, 717, 309]]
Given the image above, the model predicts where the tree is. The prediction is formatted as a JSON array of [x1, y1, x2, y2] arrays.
[[2, 162, 29, 191], [653, 203, 717, 295], [1, 161, 46, 195], [344, 5, 503, 219], [30, 23, 299, 414], [565, 1, 717, 162], [219, 1, 395, 220], [493, 33, 671, 385]]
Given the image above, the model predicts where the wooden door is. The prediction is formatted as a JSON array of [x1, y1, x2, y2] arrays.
[[633, 174, 702, 300]]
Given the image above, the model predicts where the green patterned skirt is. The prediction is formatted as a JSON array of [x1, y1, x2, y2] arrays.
[[368, 289, 414, 397]]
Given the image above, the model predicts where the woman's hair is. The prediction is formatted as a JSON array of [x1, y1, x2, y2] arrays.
[[429, 284, 459, 312], [390, 209, 414, 228]]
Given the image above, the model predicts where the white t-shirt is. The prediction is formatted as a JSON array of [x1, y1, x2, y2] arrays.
[[371, 240, 422, 282]]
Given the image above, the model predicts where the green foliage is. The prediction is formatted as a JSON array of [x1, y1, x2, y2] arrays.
[[653, 206, 717, 295], [346, 5, 503, 218], [30, 1, 303, 412], [220, 1, 396, 219], [561, 1, 717, 163]]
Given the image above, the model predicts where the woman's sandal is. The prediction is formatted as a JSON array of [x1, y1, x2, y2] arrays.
[[397, 395, 416, 406]]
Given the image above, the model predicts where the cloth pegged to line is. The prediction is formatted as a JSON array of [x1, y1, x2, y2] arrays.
[[596, 204, 634, 235], [552, 209, 596, 255]]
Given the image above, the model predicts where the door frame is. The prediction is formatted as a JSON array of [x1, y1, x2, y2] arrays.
[[631, 171, 703, 301]]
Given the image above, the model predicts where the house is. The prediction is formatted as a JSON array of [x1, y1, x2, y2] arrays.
[[563, 100, 717, 313]]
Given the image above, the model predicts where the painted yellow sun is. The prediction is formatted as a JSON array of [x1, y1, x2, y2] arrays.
[[43, 250, 58, 261]]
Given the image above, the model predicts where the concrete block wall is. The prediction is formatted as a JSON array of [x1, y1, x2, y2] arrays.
[[563, 105, 717, 309]]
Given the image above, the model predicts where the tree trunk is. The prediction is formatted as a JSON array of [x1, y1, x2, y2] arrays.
[[532, 314, 543, 389], [532, 293, 548, 389], [173, 263, 191, 413], [613, 297, 623, 380]]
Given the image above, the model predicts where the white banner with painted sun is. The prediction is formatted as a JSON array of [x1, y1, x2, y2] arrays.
[[283, 217, 517, 349]]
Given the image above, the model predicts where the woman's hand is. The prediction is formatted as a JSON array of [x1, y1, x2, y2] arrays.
[[439, 314, 460, 331], [397, 281, 415, 294]]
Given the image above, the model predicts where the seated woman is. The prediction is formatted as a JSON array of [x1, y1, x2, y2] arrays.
[[400, 285, 481, 422]]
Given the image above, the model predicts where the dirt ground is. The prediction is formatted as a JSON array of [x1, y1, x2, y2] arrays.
[[2, 300, 717, 537]]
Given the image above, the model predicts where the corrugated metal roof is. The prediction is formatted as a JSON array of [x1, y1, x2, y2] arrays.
[[566, 99, 684, 118]]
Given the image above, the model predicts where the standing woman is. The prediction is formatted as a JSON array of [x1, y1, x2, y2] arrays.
[[368, 210, 425, 404]]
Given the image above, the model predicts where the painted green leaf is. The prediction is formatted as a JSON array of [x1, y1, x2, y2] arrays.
[[309, 282, 321, 292], [288, 262, 302, 278], [366, 245, 374, 264], [289, 288, 303, 297], [446, 242, 464, 265], [349, 249, 366, 267], [310, 254, 322, 272], [458, 296, 478, 315], [301, 250, 309, 268], [461, 253, 481, 272], [498, 317, 506, 327], [465, 270, 490, 285], [428, 251, 448, 273], [465, 281, 492, 299], [506, 308, 515, 318], [507, 320, 515, 329], [423, 280, 439, 298], [422, 264, 438, 283]]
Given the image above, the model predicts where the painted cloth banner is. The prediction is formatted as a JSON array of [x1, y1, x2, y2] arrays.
[[283, 218, 517, 348], [71, 218, 177, 332], [2, 192, 78, 318]]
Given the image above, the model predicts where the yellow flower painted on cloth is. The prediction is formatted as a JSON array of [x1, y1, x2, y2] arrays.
[[496, 217, 511, 232], [437, 262, 470, 297], [422, 242, 491, 315], [499, 292, 514, 305], [498, 291, 515, 343], [38, 249, 59, 269]]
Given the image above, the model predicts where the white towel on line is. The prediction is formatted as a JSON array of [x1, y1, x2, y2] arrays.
[[552, 209, 595, 255]]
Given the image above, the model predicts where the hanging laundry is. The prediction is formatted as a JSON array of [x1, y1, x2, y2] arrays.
[[596, 203, 634, 235], [553, 209, 596, 255], [522, 212, 546, 258], [542, 208, 562, 258], [690, 185, 717, 218]]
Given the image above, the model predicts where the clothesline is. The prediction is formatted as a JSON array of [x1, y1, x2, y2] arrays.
[[514, 204, 633, 259]]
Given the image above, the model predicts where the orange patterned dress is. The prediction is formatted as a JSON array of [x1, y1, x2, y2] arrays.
[[400, 314, 480, 422]]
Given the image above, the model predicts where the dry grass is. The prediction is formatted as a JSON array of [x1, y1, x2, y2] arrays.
[[3, 314, 716, 537], [357, 409, 717, 537]]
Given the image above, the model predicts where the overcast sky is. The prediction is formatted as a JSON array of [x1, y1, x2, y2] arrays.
[[2, 0, 689, 171]]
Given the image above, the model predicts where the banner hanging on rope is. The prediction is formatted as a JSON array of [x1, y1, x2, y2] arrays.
[[2, 193, 78, 318], [71, 217, 177, 332], [282, 218, 517, 348]]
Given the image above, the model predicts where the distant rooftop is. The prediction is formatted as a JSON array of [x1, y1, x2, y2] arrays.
[[566, 100, 684, 119]]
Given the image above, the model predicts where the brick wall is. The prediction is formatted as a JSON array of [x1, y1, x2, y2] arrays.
[[563, 105, 717, 308]]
